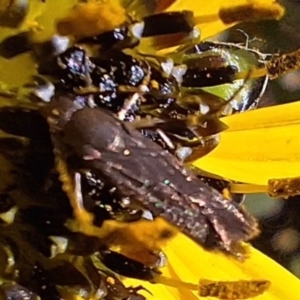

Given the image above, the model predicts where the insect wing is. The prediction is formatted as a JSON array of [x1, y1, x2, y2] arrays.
[[55, 102, 258, 252]]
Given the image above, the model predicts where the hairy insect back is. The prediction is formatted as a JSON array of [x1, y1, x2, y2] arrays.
[[45, 94, 258, 255]]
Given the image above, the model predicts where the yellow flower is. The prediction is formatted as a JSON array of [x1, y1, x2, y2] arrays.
[[1, 1, 300, 300]]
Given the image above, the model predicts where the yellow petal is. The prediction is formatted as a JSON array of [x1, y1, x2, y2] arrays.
[[166, 0, 285, 40], [123, 233, 300, 299], [194, 101, 300, 185]]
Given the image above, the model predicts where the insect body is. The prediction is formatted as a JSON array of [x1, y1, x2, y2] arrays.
[[43, 94, 258, 255]]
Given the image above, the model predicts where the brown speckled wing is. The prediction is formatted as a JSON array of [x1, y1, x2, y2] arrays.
[[50, 96, 258, 253]]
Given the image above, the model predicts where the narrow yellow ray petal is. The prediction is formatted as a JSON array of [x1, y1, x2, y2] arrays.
[[194, 101, 300, 185], [123, 233, 300, 299]]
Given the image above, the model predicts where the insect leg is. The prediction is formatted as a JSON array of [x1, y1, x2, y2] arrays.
[[53, 152, 99, 236], [73, 172, 94, 225]]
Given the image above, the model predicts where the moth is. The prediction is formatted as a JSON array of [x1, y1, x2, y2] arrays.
[[43, 93, 259, 258]]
